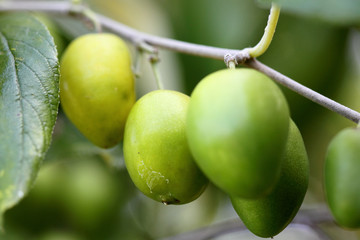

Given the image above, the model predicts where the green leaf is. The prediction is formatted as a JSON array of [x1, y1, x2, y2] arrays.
[[257, 0, 360, 26], [0, 13, 59, 222]]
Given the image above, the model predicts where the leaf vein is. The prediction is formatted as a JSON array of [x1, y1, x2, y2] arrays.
[[16, 60, 52, 112], [3, 21, 57, 56], [22, 98, 44, 153], [0, 31, 25, 164], [7, 38, 57, 73]]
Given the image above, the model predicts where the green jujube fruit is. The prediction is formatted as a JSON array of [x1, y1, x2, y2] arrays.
[[231, 120, 309, 238], [186, 68, 290, 198], [123, 90, 208, 205], [325, 127, 360, 228], [60, 33, 135, 148]]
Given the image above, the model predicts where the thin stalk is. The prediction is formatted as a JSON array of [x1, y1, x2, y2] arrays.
[[150, 59, 164, 90], [247, 3, 281, 58], [228, 61, 236, 69], [82, 8, 102, 33], [136, 41, 164, 89], [132, 50, 143, 79]]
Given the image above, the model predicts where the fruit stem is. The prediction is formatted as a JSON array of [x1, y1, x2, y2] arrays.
[[137, 41, 165, 89], [150, 57, 165, 90], [70, 0, 102, 33], [228, 61, 236, 69], [137, 41, 158, 54], [133, 49, 143, 78], [83, 9, 102, 33], [246, 3, 280, 58], [224, 53, 238, 68]]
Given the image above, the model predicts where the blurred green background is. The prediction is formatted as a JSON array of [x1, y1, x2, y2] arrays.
[[3, 0, 360, 239]]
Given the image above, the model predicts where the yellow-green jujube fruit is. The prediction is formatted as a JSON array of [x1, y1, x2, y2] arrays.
[[186, 68, 290, 198], [231, 120, 309, 238], [60, 33, 135, 148], [325, 127, 360, 229], [123, 90, 208, 205]]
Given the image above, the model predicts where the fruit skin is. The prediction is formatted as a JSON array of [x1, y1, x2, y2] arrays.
[[60, 33, 135, 148], [186, 68, 289, 198], [325, 127, 360, 229], [123, 90, 208, 205], [231, 120, 309, 238]]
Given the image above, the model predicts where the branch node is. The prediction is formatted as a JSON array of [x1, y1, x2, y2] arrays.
[[134, 40, 163, 89], [149, 54, 160, 63], [136, 40, 158, 55], [224, 53, 238, 68], [235, 50, 251, 64], [224, 50, 251, 68]]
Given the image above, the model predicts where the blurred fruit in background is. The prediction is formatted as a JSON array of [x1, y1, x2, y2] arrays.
[[128, 184, 222, 239], [38, 230, 85, 240], [2, 0, 360, 239], [303, 29, 360, 203], [4, 114, 136, 240]]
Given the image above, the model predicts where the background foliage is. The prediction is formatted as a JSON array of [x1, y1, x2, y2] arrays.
[[1, 0, 360, 239]]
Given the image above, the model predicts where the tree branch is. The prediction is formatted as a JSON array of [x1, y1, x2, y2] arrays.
[[1, 1, 359, 123], [160, 205, 334, 240], [245, 59, 360, 123]]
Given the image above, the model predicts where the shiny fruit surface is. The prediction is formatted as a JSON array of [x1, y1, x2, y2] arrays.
[[60, 33, 135, 148], [325, 127, 360, 228], [231, 120, 309, 238], [123, 90, 208, 205], [186, 68, 289, 198]]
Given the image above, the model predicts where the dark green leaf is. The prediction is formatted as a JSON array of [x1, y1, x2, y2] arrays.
[[257, 0, 360, 26], [0, 13, 59, 222]]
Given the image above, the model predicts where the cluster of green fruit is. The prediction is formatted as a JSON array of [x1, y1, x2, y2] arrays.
[[59, 32, 310, 238]]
